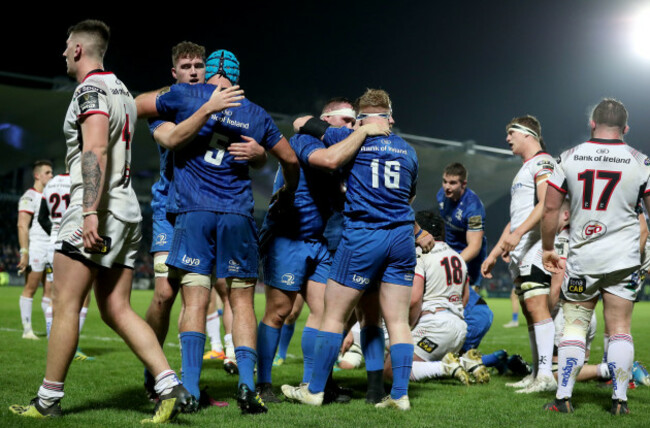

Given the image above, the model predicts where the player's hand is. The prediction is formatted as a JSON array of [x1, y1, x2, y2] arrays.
[[17, 253, 28, 275], [542, 249, 562, 273], [206, 84, 244, 113], [481, 256, 496, 278], [267, 185, 299, 233], [500, 252, 511, 263], [82, 214, 104, 253], [501, 230, 522, 253], [340, 331, 355, 354], [416, 230, 434, 253], [228, 136, 265, 161], [361, 122, 390, 137]]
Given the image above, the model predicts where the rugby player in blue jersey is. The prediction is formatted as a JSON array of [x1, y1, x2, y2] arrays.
[[436, 163, 495, 361], [282, 89, 419, 410], [257, 98, 390, 402], [138, 49, 299, 414]]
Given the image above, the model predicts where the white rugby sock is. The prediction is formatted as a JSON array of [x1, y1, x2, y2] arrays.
[[555, 335, 586, 399], [602, 334, 609, 363], [37, 378, 64, 407], [206, 311, 223, 352], [224, 334, 235, 358], [153, 370, 181, 396], [78, 307, 88, 333], [410, 361, 444, 381], [41, 297, 51, 322], [45, 306, 53, 339], [608, 334, 634, 401], [598, 363, 611, 379], [19, 296, 33, 332], [534, 318, 555, 377]]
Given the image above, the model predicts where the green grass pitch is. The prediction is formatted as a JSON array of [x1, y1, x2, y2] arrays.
[[0, 285, 648, 427]]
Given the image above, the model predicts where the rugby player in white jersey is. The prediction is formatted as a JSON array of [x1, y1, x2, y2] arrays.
[[38, 173, 93, 361], [481, 115, 557, 393], [9, 20, 189, 423], [17, 160, 53, 339], [383, 211, 482, 385], [542, 98, 650, 415]]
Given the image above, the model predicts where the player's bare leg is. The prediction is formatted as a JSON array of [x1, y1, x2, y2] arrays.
[[274, 294, 305, 366], [145, 251, 179, 346], [204, 286, 225, 360], [44, 253, 94, 382]]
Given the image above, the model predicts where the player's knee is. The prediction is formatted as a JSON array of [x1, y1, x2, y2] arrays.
[[179, 272, 211, 290], [153, 254, 170, 278], [227, 277, 257, 290], [562, 302, 593, 339], [518, 281, 550, 300]]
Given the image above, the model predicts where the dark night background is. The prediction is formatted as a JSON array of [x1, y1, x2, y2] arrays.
[[4, 0, 650, 155]]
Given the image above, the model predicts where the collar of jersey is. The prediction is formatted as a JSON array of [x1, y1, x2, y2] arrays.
[[587, 138, 624, 145], [83, 69, 111, 82]]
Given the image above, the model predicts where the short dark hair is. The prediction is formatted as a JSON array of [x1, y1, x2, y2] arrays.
[[591, 98, 628, 131], [67, 19, 110, 58], [33, 159, 53, 173], [415, 210, 445, 241], [171, 41, 205, 67], [443, 162, 467, 181]]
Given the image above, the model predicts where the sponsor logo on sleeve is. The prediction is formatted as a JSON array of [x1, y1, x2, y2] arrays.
[[77, 91, 100, 114], [581, 221, 607, 239], [536, 159, 555, 171], [468, 215, 483, 230]]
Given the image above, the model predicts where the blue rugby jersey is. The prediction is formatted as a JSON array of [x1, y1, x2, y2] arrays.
[[323, 127, 418, 228], [148, 118, 174, 220], [261, 134, 340, 240], [436, 187, 488, 281], [155, 83, 283, 217]]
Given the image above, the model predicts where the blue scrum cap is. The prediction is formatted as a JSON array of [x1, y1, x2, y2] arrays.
[[205, 49, 240, 84]]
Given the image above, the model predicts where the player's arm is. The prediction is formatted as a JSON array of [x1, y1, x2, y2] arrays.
[[460, 230, 483, 263], [16, 211, 31, 273], [79, 114, 109, 253], [409, 273, 424, 328], [306, 123, 389, 172], [639, 213, 648, 254], [293, 115, 314, 133], [152, 85, 244, 151], [481, 222, 510, 278], [269, 137, 300, 191], [135, 89, 163, 118], [37, 198, 52, 236], [462, 278, 470, 307], [228, 136, 267, 169], [501, 177, 550, 252], [540, 184, 564, 273]]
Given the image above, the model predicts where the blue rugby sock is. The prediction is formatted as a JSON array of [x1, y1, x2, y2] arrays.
[[235, 346, 257, 389], [361, 325, 384, 371], [301, 327, 318, 383], [482, 351, 502, 366], [512, 313, 519, 322], [390, 343, 413, 399], [256, 322, 281, 385], [308, 331, 342, 394], [179, 331, 206, 399], [278, 322, 296, 359]]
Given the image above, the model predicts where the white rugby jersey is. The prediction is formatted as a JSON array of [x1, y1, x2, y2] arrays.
[[414, 242, 467, 319], [548, 139, 650, 274], [18, 188, 49, 244], [63, 71, 141, 223], [509, 152, 556, 263], [41, 174, 71, 242]]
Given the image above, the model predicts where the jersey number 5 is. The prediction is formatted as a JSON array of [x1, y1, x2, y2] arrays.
[[204, 133, 229, 166], [577, 169, 621, 210]]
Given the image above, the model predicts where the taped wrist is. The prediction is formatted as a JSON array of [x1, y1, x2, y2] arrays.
[[298, 117, 329, 139]]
